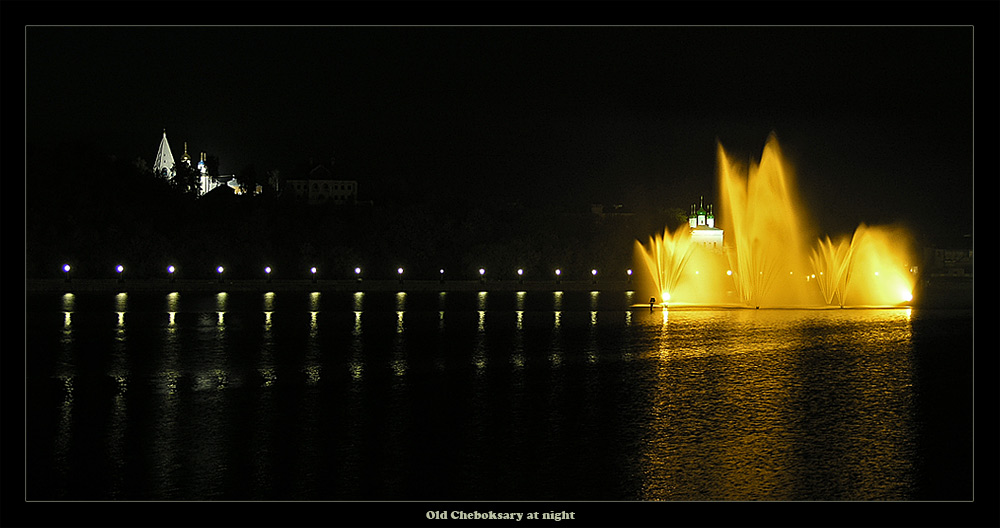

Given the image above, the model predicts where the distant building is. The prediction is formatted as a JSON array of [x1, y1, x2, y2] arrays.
[[590, 203, 634, 219], [284, 163, 359, 205], [924, 235, 973, 278], [688, 196, 724, 249]]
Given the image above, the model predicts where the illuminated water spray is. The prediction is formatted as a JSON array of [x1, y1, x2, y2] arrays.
[[636, 134, 916, 308]]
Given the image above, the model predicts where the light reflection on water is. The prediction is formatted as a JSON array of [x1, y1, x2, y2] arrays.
[[24, 291, 961, 501]]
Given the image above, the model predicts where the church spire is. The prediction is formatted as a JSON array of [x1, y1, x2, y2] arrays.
[[153, 129, 176, 179]]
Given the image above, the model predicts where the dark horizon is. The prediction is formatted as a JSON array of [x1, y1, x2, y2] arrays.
[[24, 22, 981, 245]]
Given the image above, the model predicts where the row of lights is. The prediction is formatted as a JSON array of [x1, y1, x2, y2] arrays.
[[61, 264, 636, 284]]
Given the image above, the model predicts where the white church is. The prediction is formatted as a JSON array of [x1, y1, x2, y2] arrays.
[[152, 130, 247, 196], [688, 196, 724, 249]]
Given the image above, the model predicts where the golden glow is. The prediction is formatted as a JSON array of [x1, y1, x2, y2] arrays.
[[392, 359, 407, 377], [353, 291, 364, 311], [259, 367, 276, 387], [310, 291, 320, 311], [216, 292, 227, 311], [62, 292, 75, 311], [635, 135, 916, 308], [167, 292, 179, 312], [263, 291, 275, 311], [305, 365, 321, 385], [662, 291, 671, 302]]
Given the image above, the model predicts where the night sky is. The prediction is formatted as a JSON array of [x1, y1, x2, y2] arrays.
[[23, 8, 988, 246]]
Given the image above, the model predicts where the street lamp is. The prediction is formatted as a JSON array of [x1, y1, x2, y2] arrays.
[[311, 266, 318, 283], [397, 267, 404, 284], [355, 267, 362, 282], [116, 264, 125, 283], [63, 264, 71, 283], [555, 268, 561, 284], [440, 268, 445, 284], [479, 268, 486, 284], [168, 265, 176, 283], [591, 269, 598, 284], [627, 268, 633, 283], [517, 268, 524, 284], [217, 266, 225, 283]]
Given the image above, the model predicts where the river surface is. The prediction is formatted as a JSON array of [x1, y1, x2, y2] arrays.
[[24, 290, 973, 502]]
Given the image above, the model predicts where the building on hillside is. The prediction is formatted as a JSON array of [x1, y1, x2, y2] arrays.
[[688, 196, 724, 249], [284, 162, 359, 205], [152, 130, 239, 196]]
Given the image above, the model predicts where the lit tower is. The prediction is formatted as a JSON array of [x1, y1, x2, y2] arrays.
[[198, 152, 217, 196], [153, 129, 176, 179], [181, 142, 192, 167]]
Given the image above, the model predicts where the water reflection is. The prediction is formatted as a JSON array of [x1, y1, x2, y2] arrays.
[[25, 291, 939, 501], [638, 309, 917, 500]]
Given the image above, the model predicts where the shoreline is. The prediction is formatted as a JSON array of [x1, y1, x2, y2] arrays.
[[25, 278, 972, 309], [25, 278, 637, 294]]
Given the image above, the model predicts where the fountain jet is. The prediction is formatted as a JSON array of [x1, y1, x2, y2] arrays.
[[636, 134, 916, 308]]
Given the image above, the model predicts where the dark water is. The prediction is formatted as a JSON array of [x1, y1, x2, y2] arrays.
[[24, 290, 973, 502]]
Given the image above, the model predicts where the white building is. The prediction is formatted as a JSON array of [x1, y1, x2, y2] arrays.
[[688, 196, 724, 249], [152, 130, 240, 196]]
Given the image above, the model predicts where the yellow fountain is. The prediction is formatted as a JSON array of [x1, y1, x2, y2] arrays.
[[636, 134, 916, 308]]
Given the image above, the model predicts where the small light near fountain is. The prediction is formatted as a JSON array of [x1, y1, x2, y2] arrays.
[[265, 266, 272, 283], [311, 266, 318, 283], [63, 264, 71, 282], [116, 265, 125, 283], [627, 268, 632, 283], [397, 267, 404, 284], [168, 265, 176, 282], [726, 270, 732, 276], [217, 266, 225, 283], [555, 268, 561, 284]]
